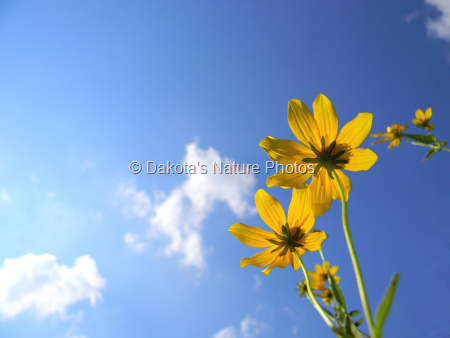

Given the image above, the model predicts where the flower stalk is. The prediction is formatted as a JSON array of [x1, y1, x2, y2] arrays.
[[293, 250, 336, 329], [324, 162, 377, 338]]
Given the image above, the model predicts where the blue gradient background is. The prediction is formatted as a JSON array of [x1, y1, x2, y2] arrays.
[[0, 1, 449, 337]]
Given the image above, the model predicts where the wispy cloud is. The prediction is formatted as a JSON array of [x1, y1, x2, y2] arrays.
[[118, 141, 257, 269], [426, 0, 450, 41], [0, 254, 105, 318], [253, 275, 262, 290], [212, 326, 237, 338], [212, 314, 267, 338], [123, 232, 146, 252]]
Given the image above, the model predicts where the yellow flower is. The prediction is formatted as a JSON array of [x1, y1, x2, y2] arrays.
[[308, 261, 340, 291], [229, 188, 327, 275], [260, 94, 378, 217], [412, 108, 434, 130], [314, 288, 333, 306], [371, 124, 408, 149], [296, 279, 309, 297]]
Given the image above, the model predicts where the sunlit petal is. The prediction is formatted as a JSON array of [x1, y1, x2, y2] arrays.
[[288, 99, 321, 150], [313, 94, 338, 148], [301, 231, 327, 251], [229, 223, 274, 248], [260, 137, 315, 165], [340, 148, 378, 172], [240, 246, 279, 268], [331, 170, 352, 202], [266, 171, 311, 189], [255, 189, 286, 233], [337, 113, 373, 149], [309, 169, 333, 217]]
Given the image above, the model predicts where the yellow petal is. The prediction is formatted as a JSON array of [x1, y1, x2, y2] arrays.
[[267, 171, 311, 189], [288, 186, 315, 234], [241, 246, 279, 268], [425, 107, 432, 120], [313, 94, 338, 148], [371, 137, 390, 146], [371, 132, 390, 138], [411, 119, 422, 126], [255, 189, 286, 233], [301, 231, 327, 252], [415, 109, 425, 120], [331, 170, 352, 202], [341, 148, 378, 171], [308, 271, 320, 279], [336, 113, 373, 149], [259, 137, 315, 165], [288, 248, 304, 270], [329, 266, 339, 275], [229, 223, 274, 248], [288, 99, 321, 150], [315, 264, 323, 273], [309, 169, 333, 217], [261, 251, 290, 275]]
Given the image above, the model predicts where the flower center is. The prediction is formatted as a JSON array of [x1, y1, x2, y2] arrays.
[[266, 222, 305, 257], [302, 136, 349, 179]]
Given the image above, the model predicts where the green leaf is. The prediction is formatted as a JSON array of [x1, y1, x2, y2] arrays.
[[332, 327, 354, 338], [402, 133, 437, 144], [355, 317, 364, 327], [320, 305, 335, 319], [345, 316, 363, 338], [329, 272, 346, 311], [440, 141, 448, 146], [422, 148, 437, 163], [349, 310, 360, 317], [375, 273, 400, 334]]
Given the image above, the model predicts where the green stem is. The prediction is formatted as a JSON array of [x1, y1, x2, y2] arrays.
[[403, 138, 435, 148], [293, 250, 335, 329], [324, 163, 377, 338], [403, 138, 450, 152]]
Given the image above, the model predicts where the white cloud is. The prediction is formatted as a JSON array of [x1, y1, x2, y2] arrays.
[[213, 314, 267, 338], [253, 275, 262, 290], [119, 141, 257, 269], [426, 0, 450, 41], [292, 326, 298, 335], [117, 183, 152, 218], [212, 326, 237, 338], [124, 232, 146, 252], [0, 254, 106, 318], [240, 314, 266, 338], [404, 11, 420, 23]]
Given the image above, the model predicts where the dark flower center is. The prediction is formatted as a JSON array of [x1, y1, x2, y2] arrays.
[[266, 222, 305, 257], [302, 136, 348, 179]]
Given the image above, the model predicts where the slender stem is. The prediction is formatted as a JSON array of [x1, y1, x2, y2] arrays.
[[324, 163, 377, 338], [293, 250, 335, 329], [403, 138, 450, 152], [403, 138, 434, 148]]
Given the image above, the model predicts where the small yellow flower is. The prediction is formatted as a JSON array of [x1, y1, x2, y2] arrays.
[[371, 124, 408, 149], [314, 288, 333, 306], [412, 108, 434, 130], [296, 279, 308, 297], [260, 94, 378, 217], [229, 188, 327, 275], [308, 261, 340, 291]]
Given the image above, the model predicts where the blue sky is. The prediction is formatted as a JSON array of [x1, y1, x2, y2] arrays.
[[0, 1, 450, 337]]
